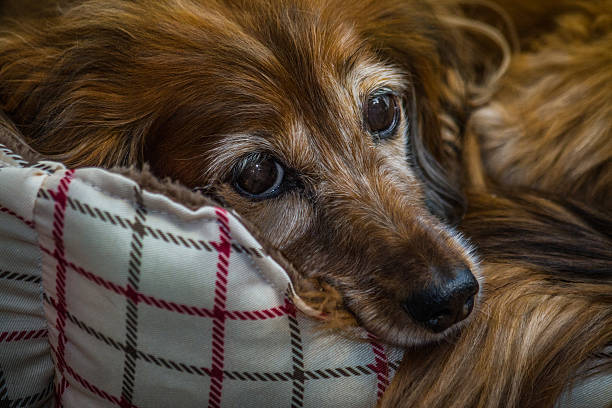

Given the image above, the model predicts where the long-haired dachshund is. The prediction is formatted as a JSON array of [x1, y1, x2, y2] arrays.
[[1, 0, 610, 406]]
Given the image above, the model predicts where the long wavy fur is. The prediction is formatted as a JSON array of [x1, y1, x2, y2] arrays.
[[1, 1, 611, 406]]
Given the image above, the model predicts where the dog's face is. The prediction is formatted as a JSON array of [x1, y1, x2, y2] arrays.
[[0, 0, 480, 345]]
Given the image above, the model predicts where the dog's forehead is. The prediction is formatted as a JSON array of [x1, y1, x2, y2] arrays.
[[195, 2, 407, 161], [205, 4, 403, 97]]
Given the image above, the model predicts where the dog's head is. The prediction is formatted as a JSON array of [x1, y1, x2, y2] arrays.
[[0, 0, 480, 345]]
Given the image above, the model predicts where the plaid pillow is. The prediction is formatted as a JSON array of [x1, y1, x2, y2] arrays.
[[0, 141, 403, 408], [2, 133, 610, 408]]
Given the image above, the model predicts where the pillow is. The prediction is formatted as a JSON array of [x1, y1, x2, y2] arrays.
[[1, 116, 611, 408], [0, 124, 403, 407]]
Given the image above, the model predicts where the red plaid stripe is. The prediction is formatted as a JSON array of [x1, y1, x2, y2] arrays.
[[0, 329, 47, 343], [54, 377, 69, 408], [48, 169, 75, 404], [39, 245, 291, 320], [367, 333, 390, 401]]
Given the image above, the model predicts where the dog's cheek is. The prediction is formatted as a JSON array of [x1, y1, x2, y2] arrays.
[[378, 136, 423, 195], [215, 185, 316, 249]]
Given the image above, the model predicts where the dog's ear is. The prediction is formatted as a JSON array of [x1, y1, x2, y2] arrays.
[[0, 6, 156, 168]]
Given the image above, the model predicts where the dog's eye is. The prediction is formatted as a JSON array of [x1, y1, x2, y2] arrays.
[[365, 92, 399, 140], [233, 154, 285, 199]]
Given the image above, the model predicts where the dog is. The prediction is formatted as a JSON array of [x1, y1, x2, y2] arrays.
[[0, 0, 484, 346], [1, 0, 611, 406]]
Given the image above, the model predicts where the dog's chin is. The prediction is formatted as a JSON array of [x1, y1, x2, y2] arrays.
[[347, 290, 483, 347]]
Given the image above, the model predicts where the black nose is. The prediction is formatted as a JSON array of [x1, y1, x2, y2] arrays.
[[403, 267, 479, 333]]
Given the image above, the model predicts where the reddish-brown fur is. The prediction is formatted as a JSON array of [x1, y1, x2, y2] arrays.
[[464, 1, 612, 207], [1, 0, 611, 406]]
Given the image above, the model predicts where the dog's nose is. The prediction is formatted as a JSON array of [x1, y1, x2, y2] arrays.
[[402, 267, 479, 333]]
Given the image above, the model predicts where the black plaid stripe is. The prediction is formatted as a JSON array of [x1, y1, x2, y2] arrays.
[[0, 369, 53, 408], [3, 383, 54, 408], [30, 162, 55, 174], [44, 293, 125, 352], [119, 187, 147, 406], [0, 270, 40, 284], [0, 369, 7, 403], [37, 190, 264, 257], [0, 144, 29, 168], [286, 300, 305, 408]]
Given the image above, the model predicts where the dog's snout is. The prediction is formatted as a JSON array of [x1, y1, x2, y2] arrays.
[[403, 267, 479, 333]]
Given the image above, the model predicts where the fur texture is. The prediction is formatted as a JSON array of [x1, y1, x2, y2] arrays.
[[465, 0, 612, 207], [383, 2, 612, 406], [0, 0, 611, 406]]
